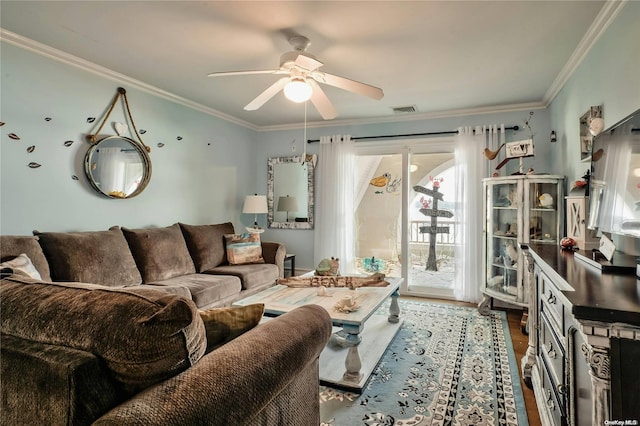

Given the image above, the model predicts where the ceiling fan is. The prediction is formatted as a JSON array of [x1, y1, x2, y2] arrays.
[[207, 35, 384, 120]]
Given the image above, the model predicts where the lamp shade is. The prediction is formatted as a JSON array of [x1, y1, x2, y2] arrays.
[[277, 195, 298, 212], [243, 195, 267, 214], [283, 78, 312, 103]]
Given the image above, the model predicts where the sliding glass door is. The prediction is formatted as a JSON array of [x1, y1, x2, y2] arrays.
[[354, 153, 403, 279], [407, 152, 456, 298], [353, 140, 457, 299]]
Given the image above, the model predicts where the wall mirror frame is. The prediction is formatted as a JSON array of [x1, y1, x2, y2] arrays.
[[84, 135, 152, 199], [267, 156, 314, 229]]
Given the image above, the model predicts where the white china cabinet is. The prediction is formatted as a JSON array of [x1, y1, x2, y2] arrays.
[[479, 175, 564, 316]]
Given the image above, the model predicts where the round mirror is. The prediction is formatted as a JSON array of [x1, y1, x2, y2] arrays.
[[84, 136, 152, 199]]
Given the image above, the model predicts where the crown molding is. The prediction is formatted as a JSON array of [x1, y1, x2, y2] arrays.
[[543, 0, 627, 105], [258, 102, 547, 132], [2, 17, 597, 134], [0, 28, 259, 131]]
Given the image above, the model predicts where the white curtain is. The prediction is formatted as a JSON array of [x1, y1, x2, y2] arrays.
[[314, 135, 356, 274], [97, 147, 125, 195], [122, 152, 144, 195], [454, 125, 503, 302], [596, 121, 637, 235], [354, 156, 382, 210]]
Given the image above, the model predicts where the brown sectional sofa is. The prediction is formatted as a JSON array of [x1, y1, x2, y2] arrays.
[[2, 222, 286, 309], [0, 222, 333, 425]]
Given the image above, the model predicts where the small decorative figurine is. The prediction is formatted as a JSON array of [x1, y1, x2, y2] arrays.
[[561, 237, 577, 250], [316, 285, 329, 296], [315, 257, 340, 276], [539, 193, 553, 208], [334, 295, 360, 313]]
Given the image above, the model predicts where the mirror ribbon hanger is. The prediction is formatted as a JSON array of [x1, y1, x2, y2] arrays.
[[86, 87, 151, 153]]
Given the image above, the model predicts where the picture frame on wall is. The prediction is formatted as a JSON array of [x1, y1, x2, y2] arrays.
[[579, 105, 603, 162]]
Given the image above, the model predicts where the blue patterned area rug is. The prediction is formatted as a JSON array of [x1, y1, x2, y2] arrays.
[[319, 300, 529, 426]]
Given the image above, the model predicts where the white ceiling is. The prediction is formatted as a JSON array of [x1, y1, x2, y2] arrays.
[[0, 1, 611, 129]]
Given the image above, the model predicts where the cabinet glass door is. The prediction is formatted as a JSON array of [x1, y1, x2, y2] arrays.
[[527, 180, 560, 245], [485, 179, 520, 301]]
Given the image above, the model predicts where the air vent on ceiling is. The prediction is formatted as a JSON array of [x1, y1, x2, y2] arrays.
[[392, 105, 418, 114]]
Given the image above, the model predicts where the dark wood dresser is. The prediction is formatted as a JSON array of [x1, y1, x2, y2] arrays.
[[521, 244, 640, 426]]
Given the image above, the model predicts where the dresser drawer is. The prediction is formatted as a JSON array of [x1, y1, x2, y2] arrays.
[[540, 271, 564, 335], [540, 313, 565, 394], [541, 361, 566, 426]]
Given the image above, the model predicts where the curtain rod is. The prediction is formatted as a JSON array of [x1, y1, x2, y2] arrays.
[[306, 125, 520, 143]]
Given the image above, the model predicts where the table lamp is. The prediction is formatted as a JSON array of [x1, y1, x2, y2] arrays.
[[243, 194, 268, 233], [277, 195, 298, 222]]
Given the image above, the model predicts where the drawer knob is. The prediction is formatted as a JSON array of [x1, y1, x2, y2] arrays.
[[557, 384, 566, 394], [547, 342, 557, 359], [547, 292, 557, 304], [545, 390, 556, 411]]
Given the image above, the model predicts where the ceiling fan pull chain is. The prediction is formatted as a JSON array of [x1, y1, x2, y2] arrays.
[[302, 101, 307, 164]]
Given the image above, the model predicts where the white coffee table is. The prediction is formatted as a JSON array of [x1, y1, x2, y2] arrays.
[[233, 277, 403, 392]]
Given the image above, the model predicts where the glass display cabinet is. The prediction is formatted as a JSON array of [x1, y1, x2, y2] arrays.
[[479, 175, 564, 316]]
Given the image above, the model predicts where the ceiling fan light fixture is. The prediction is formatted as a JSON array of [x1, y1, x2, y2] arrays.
[[284, 78, 312, 103]]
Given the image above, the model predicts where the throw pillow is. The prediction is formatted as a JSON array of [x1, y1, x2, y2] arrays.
[[199, 303, 264, 352], [34, 228, 142, 287], [0, 235, 52, 281], [121, 224, 196, 282], [0, 253, 42, 280], [224, 233, 265, 265], [178, 222, 235, 272]]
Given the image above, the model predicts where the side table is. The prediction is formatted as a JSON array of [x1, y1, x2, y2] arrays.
[[284, 253, 295, 277]]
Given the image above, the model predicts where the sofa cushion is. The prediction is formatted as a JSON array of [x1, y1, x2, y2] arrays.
[[0, 253, 42, 280], [0, 275, 206, 394], [122, 224, 196, 283], [206, 263, 279, 290], [224, 233, 265, 265], [179, 222, 235, 272], [133, 284, 193, 301], [199, 303, 264, 353], [146, 274, 242, 309], [0, 235, 52, 281], [34, 228, 142, 286]]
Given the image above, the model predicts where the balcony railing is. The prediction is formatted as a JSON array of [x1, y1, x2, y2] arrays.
[[409, 219, 458, 245]]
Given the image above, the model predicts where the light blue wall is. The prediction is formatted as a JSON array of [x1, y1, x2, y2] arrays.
[[255, 108, 553, 271], [547, 1, 639, 254], [1, 42, 259, 235], [549, 1, 640, 186], [3, 3, 637, 269]]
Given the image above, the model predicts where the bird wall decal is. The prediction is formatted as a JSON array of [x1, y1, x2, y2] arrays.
[[370, 173, 391, 187]]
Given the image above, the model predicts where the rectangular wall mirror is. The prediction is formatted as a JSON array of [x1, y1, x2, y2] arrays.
[[267, 156, 315, 229]]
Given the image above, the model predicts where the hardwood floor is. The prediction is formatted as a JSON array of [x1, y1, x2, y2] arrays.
[[504, 308, 542, 426], [402, 296, 541, 425]]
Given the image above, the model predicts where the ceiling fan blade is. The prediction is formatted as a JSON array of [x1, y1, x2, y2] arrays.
[[208, 69, 281, 77], [294, 54, 323, 71], [244, 77, 289, 111], [308, 80, 337, 120], [312, 72, 384, 100]]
